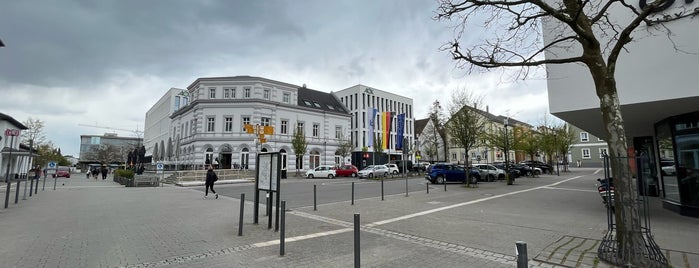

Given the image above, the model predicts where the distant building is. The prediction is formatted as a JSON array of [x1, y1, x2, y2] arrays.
[[333, 85, 415, 169], [164, 76, 351, 171], [78, 133, 142, 167], [414, 118, 445, 163], [566, 124, 608, 168], [143, 87, 187, 164], [0, 113, 32, 180]]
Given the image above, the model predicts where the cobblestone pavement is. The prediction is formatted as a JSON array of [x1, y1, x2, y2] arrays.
[[1, 169, 697, 267]]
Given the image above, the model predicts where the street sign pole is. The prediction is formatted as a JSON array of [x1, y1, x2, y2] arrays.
[[4, 131, 18, 209]]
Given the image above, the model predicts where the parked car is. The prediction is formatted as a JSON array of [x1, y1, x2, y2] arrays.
[[53, 166, 71, 178], [385, 164, 399, 175], [519, 160, 553, 174], [413, 162, 430, 172], [392, 160, 414, 173], [357, 165, 389, 178], [335, 164, 359, 177], [305, 165, 336, 179], [425, 163, 480, 184], [660, 159, 676, 176], [472, 164, 505, 181], [510, 163, 541, 176], [492, 163, 521, 178]]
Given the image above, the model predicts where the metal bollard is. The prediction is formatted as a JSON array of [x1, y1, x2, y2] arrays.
[[29, 178, 34, 197], [427, 182, 429, 194], [34, 177, 38, 194], [405, 176, 408, 197], [14, 179, 20, 204], [265, 194, 270, 216], [516, 241, 528, 268], [313, 184, 317, 211], [42, 176, 46, 191], [53, 176, 57, 190], [351, 182, 355, 205], [381, 179, 384, 201], [444, 180, 447, 191], [280, 200, 286, 256], [354, 213, 360, 268], [238, 193, 245, 236]]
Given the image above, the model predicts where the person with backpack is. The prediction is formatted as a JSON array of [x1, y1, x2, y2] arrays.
[[204, 165, 218, 199]]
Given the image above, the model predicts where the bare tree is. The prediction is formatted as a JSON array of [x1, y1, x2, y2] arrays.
[[436, 0, 688, 265], [20, 117, 47, 146], [335, 134, 353, 164], [426, 100, 447, 162], [446, 90, 487, 187]]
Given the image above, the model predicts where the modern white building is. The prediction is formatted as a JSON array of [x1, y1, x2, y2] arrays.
[[333, 85, 414, 169], [144, 87, 187, 163], [544, 2, 699, 216], [166, 76, 351, 172]]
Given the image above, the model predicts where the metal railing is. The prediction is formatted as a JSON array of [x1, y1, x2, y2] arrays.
[[597, 153, 667, 267]]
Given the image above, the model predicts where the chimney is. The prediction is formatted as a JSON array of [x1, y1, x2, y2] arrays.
[[302, 83, 307, 88], [473, 102, 477, 109], [486, 106, 489, 113]]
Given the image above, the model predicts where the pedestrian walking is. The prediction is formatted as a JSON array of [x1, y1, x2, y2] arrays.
[[86, 169, 90, 179], [204, 165, 218, 199], [100, 165, 108, 180]]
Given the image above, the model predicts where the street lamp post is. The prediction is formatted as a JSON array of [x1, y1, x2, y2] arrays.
[[504, 118, 512, 185], [323, 139, 327, 165]]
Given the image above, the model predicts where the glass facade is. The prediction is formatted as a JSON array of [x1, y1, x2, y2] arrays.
[[655, 111, 699, 215]]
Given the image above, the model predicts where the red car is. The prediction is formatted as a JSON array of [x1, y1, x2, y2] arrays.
[[53, 166, 71, 178], [334, 164, 358, 177]]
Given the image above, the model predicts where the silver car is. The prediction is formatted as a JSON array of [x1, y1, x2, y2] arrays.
[[357, 165, 389, 178]]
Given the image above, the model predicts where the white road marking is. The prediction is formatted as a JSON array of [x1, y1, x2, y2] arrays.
[[542, 186, 597, 193]]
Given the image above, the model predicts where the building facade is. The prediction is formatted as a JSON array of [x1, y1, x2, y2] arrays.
[[144, 87, 187, 164], [166, 76, 351, 172], [543, 2, 699, 216], [566, 124, 608, 168], [333, 85, 414, 169], [0, 113, 32, 180], [78, 133, 142, 167]]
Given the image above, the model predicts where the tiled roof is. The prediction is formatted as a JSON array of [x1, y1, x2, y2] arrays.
[[297, 86, 348, 114], [186, 75, 301, 90]]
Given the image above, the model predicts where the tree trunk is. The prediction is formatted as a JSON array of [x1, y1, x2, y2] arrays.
[[590, 65, 648, 267]]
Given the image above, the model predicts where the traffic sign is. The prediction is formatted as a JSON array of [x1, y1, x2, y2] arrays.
[[156, 163, 164, 170], [47, 162, 57, 169], [4, 128, 19, 136]]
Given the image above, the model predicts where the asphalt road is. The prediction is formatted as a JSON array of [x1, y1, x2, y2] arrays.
[[191, 176, 437, 209]]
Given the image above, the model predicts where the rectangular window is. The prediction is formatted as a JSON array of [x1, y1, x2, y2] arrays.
[[207, 117, 215, 132], [232, 88, 237, 98], [582, 148, 591, 159], [224, 117, 233, 132], [281, 120, 288, 134], [209, 88, 216, 99], [191, 119, 197, 134], [313, 124, 319, 137], [174, 96, 181, 110], [244, 88, 251, 98], [263, 89, 270, 100], [242, 116, 250, 131], [297, 122, 304, 135], [599, 148, 608, 158], [261, 117, 271, 126], [224, 88, 230, 99], [452, 153, 457, 161], [335, 126, 342, 139], [283, 92, 290, 103], [580, 132, 589, 142]]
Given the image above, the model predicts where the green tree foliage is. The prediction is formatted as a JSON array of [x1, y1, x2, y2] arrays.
[[291, 127, 307, 173]]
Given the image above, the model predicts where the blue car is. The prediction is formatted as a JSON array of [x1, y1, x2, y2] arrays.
[[425, 163, 480, 184]]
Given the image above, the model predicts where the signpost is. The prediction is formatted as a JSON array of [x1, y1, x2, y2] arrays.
[[253, 152, 281, 231], [156, 162, 164, 187], [4, 129, 20, 208]]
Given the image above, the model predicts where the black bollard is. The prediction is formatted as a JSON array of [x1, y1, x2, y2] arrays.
[[354, 213, 360, 268], [29, 178, 34, 197], [53, 176, 57, 190], [238, 193, 245, 236], [265, 194, 270, 216], [14, 179, 20, 204], [444, 180, 447, 191], [280, 200, 286, 256], [405, 176, 408, 197], [427, 182, 429, 194], [516, 241, 528, 268], [381, 179, 384, 201], [351, 182, 355, 205], [313, 184, 317, 211], [42, 175, 46, 191], [34, 177, 38, 194]]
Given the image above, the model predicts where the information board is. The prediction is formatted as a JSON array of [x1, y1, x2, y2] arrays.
[[258, 154, 272, 190]]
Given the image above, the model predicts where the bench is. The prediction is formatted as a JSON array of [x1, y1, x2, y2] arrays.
[[129, 175, 159, 187]]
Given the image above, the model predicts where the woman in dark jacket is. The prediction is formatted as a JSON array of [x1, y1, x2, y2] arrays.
[[205, 165, 218, 199]]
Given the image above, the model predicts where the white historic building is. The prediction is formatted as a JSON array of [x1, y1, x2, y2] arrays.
[[161, 76, 351, 172], [0, 113, 33, 180], [543, 2, 699, 216], [333, 85, 414, 169]]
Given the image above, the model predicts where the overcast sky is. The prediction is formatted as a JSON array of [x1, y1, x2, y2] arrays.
[[0, 0, 549, 157]]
